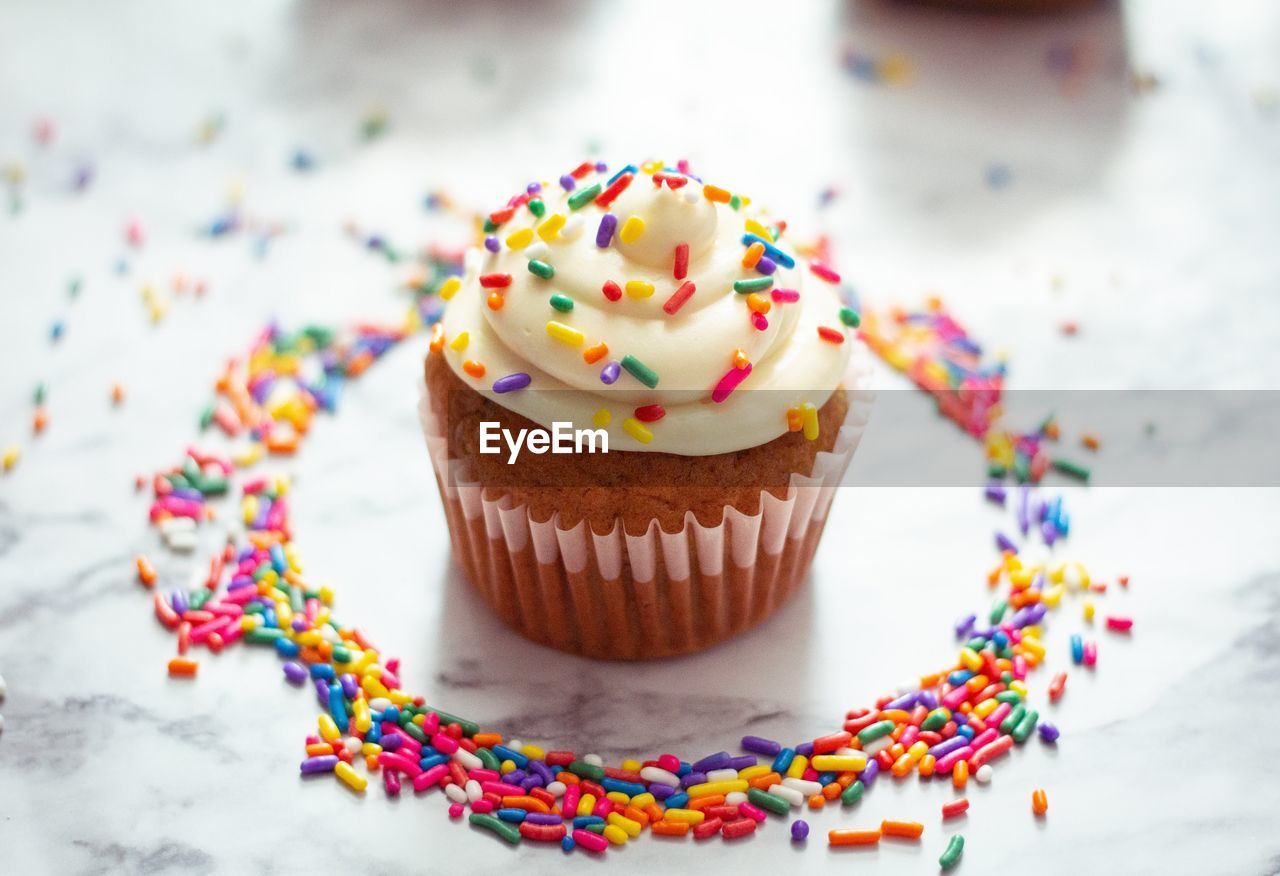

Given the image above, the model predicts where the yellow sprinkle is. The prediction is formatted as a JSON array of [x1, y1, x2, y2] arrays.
[[607, 812, 642, 838], [687, 779, 748, 798], [449, 331, 469, 352], [317, 713, 341, 743], [625, 280, 654, 299], [744, 218, 773, 240], [810, 754, 867, 772], [663, 808, 706, 825], [2, 444, 20, 472], [546, 321, 584, 346], [577, 793, 596, 818], [640, 159, 664, 174], [620, 758, 641, 772], [621, 418, 653, 444], [334, 761, 368, 792], [1083, 600, 1096, 621], [523, 744, 546, 760], [505, 228, 534, 249], [619, 215, 646, 243], [785, 754, 808, 779], [605, 791, 631, 805], [631, 792, 655, 808], [602, 824, 629, 845], [738, 764, 770, 781], [537, 214, 566, 241], [438, 276, 462, 300], [593, 408, 612, 428], [801, 401, 819, 440]]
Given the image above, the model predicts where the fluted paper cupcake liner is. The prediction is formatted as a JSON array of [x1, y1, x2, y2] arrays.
[[419, 361, 873, 660]]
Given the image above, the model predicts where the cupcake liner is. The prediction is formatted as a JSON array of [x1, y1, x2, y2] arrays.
[[419, 357, 873, 660]]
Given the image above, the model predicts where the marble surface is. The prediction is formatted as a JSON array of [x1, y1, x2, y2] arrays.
[[3, 0, 1280, 873]]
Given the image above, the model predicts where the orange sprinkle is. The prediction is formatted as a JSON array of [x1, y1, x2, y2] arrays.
[[786, 407, 804, 432], [1081, 433, 1100, 451], [829, 828, 881, 847], [1032, 788, 1049, 816], [33, 406, 49, 433], [136, 555, 157, 587], [167, 657, 198, 677], [652, 820, 690, 837], [428, 323, 446, 352], [472, 733, 503, 748], [688, 794, 725, 811], [346, 350, 374, 377], [486, 291, 504, 310], [742, 241, 765, 268], [703, 184, 731, 203], [881, 820, 924, 839], [583, 342, 609, 364], [953, 760, 969, 789], [732, 348, 751, 370], [462, 360, 486, 379], [808, 794, 825, 810], [746, 293, 771, 315]]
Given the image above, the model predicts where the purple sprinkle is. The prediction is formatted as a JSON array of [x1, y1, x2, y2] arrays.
[[996, 532, 1018, 553], [170, 591, 189, 614], [884, 691, 918, 711], [492, 372, 532, 394], [918, 691, 938, 709], [313, 678, 329, 706], [649, 782, 675, 799], [282, 661, 307, 684], [928, 736, 970, 759], [692, 751, 730, 772], [860, 758, 879, 787], [291, 616, 309, 632], [526, 181, 541, 194], [755, 256, 777, 275], [1041, 520, 1058, 546], [526, 812, 562, 826], [520, 774, 544, 790], [600, 361, 621, 385], [504, 769, 527, 784], [484, 235, 500, 253], [381, 734, 402, 752], [595, 213, 617, 248], [791, 819, 810, 841], [595, 161, 608, 172], [529, 761, 554, 783], [300, 755, 338, 774], [985, 483, 1007, 505], [340, 673, 359, 699], [559, 174, 576, 191], [741, 735, 782, 757], [1012, 603, 1047, 628], [725, 755, 757, 772], [680, 772, 708, 789], [794, 742, 814, 758], [955, 613, 977, 638], [1038, 723, 1061, 744]]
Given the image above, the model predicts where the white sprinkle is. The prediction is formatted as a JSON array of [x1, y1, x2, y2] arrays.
[[640, 766, 680, 787], [546, 781, 567, 798], [453, 747, 483, 770], [724, 791, 747, 806], [974, 764, 993, 784], [465, 779, 483, 802], [524, 242, 550, 261], [781, 777, 823, 797], [767, 783, 804, 807], [445, 782, 468, 804], [584, 753, 603, 767], [705, 768, 739, 782], [560, 215, 585, 241]]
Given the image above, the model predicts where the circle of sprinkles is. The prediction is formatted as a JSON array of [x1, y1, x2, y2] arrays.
[[116, 163, 1123, 861]]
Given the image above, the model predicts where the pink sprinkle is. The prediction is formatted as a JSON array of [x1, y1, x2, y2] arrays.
[[739, 802, 768, 822], [573, 829, 610, 852], [412, 764, 449, 792], [471, 799, 494, 814], [751, 311, 768, 331], [771, 288, 800, 303], [1083, 641, 1098, 666], [1106, 616, 1133, 632], [448, 803, 465, 818], [658, 754, 680, 772], [711, 363, 753, 403], [810, 262, 840, 283]]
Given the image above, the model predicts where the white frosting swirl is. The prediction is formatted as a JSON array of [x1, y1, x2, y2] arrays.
[[437, 165, 855, 455]]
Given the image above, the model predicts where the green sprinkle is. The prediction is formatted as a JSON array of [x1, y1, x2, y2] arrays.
[[995, 690, 1022, 704], [1011, 708, 1040, 743], [987, 463, 1007, 479], [839, 306, 861, 328], [475, 747, 500, 771], [1013, 455, 1030, 483], [331, 645, 351, 663], [188, 589, 212, 611], [199, 404, 215, 430], [1052, 458, 1091, 482], [482, 218, 498, 233], [528, 259, 555, 280], [989, 600, 1007, 625], [840, 779, 865, 806], [527, 198, 545, 218], [734, 277, 773, 294], [401, 721, 428, 744], [244, 627, 284, 645], [33, 382, 46, 405], [729, 194, 742, 210], [999, 703, 1026, 735], [620, 354, 659, 389], [567, 183, 602, 210], [549, 293, 574, 312], [939, 834, 965, 870], [921, 708, 949, 732], [856, 720, 895, 745], [469, 813, 522, 845], [747, 787, 790, 816], [68, 277, 82, 298], [422, 708, 480, 737], [569, 760, 605, 781]]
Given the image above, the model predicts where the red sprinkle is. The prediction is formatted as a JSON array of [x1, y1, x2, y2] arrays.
[[569, 161, 594, 179], [479, 273, 512, 288], [602, 280, 622, 302], [942, 798, 969, 819], [634, 404, 665, 423], [595, 173, 634, 208], [488, 207, 515, 225], [1105, 616, 1133, 632], [662, 281, 696, 315], [817, 326, 845, 344], [673, 243, 689, 280], [722, 818, 757, 840]]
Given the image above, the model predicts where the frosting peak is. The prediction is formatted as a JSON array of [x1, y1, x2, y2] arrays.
[[433, 162, 860, 456]]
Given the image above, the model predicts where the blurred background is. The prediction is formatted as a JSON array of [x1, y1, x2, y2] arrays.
[[3, 0, 1280, 873]]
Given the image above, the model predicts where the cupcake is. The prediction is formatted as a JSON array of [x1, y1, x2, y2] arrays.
[[421, 161, 871, 660]]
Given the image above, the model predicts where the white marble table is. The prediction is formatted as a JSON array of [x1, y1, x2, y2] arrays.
[[2, 0, 1279, 873]]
